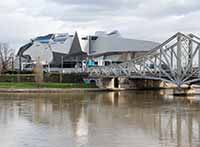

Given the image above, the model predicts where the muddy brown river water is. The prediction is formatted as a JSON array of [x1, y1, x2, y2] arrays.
[[0, 90, 200, 147]]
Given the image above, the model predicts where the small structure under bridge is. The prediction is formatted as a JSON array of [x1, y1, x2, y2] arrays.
[[88, 32, 200, 93]]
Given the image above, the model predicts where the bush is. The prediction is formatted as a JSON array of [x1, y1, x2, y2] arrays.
[[44, 73, 88, 83], [0, 74, 35, 82], [0, 73, 89, 83]]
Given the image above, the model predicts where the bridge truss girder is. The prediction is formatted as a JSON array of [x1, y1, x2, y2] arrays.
[[89, 32, 200, 87]]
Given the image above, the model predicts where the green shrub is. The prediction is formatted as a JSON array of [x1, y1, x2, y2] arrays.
[[0, 73, 89, 83], [44, 73, 88, 83], [0, 74, 35, 82]]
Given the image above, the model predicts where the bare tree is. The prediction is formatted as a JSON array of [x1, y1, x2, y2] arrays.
[[0, 43, 14, 73], [33, 57, 43, 87]]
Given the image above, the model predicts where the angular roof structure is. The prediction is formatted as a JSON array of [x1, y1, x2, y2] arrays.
[[16, 32, 85, 65], [80, 30, 160, 55], [68, 32, 82, 54]]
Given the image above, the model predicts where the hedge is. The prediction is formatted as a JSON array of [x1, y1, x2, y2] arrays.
[[0, 73, 89, 83], [0, 74, 35, 82]]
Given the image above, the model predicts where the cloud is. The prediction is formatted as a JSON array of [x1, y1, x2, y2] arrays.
[[47, 0, 200, 18], [48, 0, 125, 8], [134, 0, 200, 18], [0, 0, 200, 51]]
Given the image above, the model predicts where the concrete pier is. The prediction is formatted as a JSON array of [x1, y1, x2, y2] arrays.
[[94, 77, 200, 96], [96, 77, 176, 90], [173, 88, 196, 96]]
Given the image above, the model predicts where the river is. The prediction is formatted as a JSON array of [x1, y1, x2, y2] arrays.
[[0, 90, 200, 147]]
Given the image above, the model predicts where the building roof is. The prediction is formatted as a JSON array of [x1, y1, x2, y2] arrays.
[[81, 31, 160, 55], [16, 32, 84, 65], [68, 32, 82, 54], [17, 42, 33, 56], [17, 32, 83, 56], [91, 37, 159, 55]]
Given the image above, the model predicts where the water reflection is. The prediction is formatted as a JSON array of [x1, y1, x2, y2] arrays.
[[0, 91, 200, 147]]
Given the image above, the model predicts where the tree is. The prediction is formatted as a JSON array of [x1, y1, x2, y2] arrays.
[[33, 57, 43, 87], [0, 43, 14, 73]]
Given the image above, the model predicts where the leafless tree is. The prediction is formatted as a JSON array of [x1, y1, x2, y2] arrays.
[[0, 43, 14, 73], [33, 57, 43, 87]]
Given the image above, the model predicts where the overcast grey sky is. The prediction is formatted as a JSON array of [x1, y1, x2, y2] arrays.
[[0, 0, 200, 49]]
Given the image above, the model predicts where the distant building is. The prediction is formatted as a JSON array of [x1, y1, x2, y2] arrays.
[[16, 30, 160, 71], [16, 32, 86, 71], [81, 30, 159, 66]]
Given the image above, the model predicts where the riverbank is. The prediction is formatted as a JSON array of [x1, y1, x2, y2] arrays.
[[0, 88, 109, 93], [0, 82, 107, 93], [0, 82, 97, 89], [1, 82, 200, 95]]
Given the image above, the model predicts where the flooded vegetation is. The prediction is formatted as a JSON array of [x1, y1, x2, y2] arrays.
[[0, 90, 200, 147]]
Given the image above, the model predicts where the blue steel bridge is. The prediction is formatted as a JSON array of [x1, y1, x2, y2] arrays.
[[88, 32, 200, 88]]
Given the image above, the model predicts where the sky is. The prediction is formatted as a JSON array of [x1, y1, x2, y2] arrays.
[[0, 0, 200, 50]]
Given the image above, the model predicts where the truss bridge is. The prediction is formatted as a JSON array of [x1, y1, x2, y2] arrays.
[[89, 32, 200, 88]]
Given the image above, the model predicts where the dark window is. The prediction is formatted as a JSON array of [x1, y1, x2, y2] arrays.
[[35, 34, 53, 41], [90, 80, 96, 85], [112, 61, 122, 64], [82, 37, 88, 40], [63, 61, 77, 68], [91, 36, 98, 40], [63, 61, 82, 68], [105, 61, 111, 66], [114, 78, 119, 88], [50, 61, 77, 68], [53, 38, 67, 42], [24, 64, 35, 68]]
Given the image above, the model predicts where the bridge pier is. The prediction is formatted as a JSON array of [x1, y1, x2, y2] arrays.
[[95, 77, 198, 95], [173, 88, 196, 96], [96, 77, 175, 90], [96, 77, 119, 89], [118, 78, 171, 89]]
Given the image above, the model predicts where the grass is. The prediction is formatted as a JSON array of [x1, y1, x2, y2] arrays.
[[0, 82, 97, 89]]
